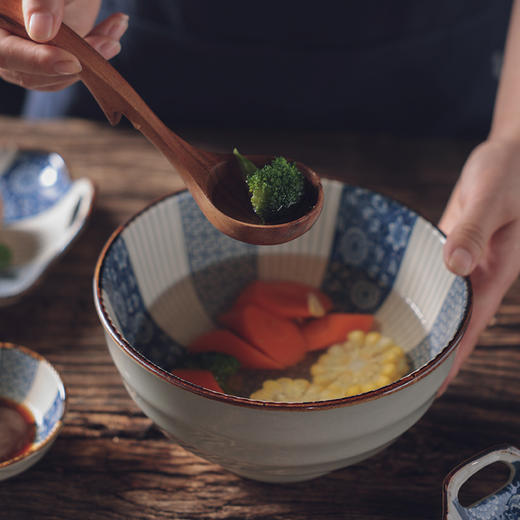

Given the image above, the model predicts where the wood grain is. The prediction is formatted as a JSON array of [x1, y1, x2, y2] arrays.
[[0, 116, 518, 520]]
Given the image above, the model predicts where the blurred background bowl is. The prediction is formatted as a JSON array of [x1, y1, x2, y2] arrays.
[[94, 178, 471, 483], [0, 148, 95, 305], [0, 342, 66, 481]]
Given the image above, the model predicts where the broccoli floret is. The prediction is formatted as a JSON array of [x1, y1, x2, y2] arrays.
[[0, 244, 11, 270], [180, 352, 240, 390], [233, 148, 305, 222]]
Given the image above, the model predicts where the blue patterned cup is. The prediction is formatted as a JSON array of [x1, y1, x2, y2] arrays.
[[0, 343, 66, 481], [94, 179, 471, 482], [443, 445, 520, 519]]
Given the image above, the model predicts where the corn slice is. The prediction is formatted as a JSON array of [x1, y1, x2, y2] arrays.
[[250, 330, 409, 402]]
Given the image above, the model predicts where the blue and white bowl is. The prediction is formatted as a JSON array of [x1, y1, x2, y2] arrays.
[[443, 445, 520, 519], [94, 178, 472, 483], [0, 148, 95, 305], [0, 343, 66, 481]]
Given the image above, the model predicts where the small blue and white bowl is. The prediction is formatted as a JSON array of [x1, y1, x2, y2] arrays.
[[0, 342, 66, 481], [94, 178, 472, 483], [0, 148, 95, 305]]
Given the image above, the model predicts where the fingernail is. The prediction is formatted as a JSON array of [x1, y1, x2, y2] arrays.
[[29, 12, 54, 41], [98, 41, 121, 57], [53, 60, 82, 74], [448, 248, 473, 276]]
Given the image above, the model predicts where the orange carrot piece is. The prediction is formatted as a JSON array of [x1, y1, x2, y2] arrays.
[[172, 369, 223, 392], [302, 313, 374, 351], [234, 280, 333, 319], [218, 304, 307, 367], [189, 329, 284, 370]]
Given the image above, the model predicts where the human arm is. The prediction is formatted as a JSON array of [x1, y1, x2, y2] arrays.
[[439, 0, 520, 390], [0, 0, 128, 92]]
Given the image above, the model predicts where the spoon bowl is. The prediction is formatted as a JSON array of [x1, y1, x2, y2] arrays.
[[0, 3, 323, 245]]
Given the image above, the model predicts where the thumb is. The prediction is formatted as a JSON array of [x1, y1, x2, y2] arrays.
[[22, 0, 64, 42], [443, 206, 497, 276]]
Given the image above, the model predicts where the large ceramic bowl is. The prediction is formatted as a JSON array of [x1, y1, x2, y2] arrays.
[[94, 178, 471, 483]]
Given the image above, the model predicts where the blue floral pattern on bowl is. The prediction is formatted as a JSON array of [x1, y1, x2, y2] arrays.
[[322, 187, 416, 313], [99, 180, 470, 379], [444, 446, 520, 520], [102, 237, 184, 369], [0, 150, 71, 222]]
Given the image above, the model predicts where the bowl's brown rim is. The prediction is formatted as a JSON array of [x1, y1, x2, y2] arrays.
[[0, 342, 67, 470], [93, 185, 473, 411]]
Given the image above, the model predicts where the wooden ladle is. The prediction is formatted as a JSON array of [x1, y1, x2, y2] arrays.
[[0, 4, 323, 245]]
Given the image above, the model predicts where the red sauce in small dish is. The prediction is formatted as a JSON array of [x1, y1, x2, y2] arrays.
[[0, 397, 36, 462]]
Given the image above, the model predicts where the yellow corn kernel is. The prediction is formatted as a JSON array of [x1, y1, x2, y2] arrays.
[[375, 374, 392, 387], [378, 336, 394, 349], [345, 384, 362, 396], [347, 330, 366, 346], [361, 382, 377, 393], [365, 331, 382, 346], [383, 350, 399, 363], [382, 362, 398, 376], [320, 387, 345, 400]]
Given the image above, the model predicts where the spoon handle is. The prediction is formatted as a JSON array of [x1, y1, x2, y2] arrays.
[[0, 3, 214, 190]]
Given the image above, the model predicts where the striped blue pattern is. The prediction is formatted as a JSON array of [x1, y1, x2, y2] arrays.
[[99, 180, 470, 374]]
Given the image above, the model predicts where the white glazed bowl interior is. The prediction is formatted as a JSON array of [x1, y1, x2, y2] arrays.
[[95, 179, 471, 482], [0, 343, 66, 481]]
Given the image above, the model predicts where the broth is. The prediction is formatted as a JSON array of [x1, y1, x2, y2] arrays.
[[142, 264, 427, 400]]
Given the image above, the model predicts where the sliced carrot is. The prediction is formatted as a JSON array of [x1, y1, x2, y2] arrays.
[[234, 280, 333, 319], [218, 304, 307, 367], [302, 313, 374, 351], [172, 369, 224, 392], [188, 329, 284, 370]]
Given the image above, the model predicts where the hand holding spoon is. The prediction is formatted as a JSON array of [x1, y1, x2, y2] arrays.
[[0, 2, 323, 245]]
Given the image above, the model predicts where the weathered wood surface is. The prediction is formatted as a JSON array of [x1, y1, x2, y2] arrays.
[[0, 116, 519, 520]]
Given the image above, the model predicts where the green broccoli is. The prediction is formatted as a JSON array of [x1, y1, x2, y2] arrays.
[[233, 148, 305, 223], [0, 244, 11, 270], [179, 352, 240, 391]]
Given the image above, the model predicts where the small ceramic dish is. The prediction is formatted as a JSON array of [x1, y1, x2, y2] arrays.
[[0, 342, 66, 481], [443, 445, 520, 519], [94, 178, 472, 483], [0, 148, 95, 305]]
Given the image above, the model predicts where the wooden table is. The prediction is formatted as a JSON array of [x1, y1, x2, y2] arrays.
[[1, 116, 519, 519]]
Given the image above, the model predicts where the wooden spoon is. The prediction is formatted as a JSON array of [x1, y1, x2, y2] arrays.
[[0, 4, 323, 245]]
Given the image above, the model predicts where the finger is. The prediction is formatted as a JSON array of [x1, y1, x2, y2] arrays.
[[89, 13, 129, 40], [84, 13, 129, 59], [22, 0, 64, 42], [442, 200, 508, 277], [0, 28, 81, 75], [0, 66, 79, 90]]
